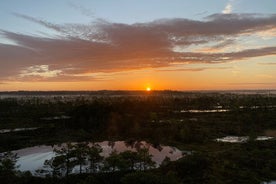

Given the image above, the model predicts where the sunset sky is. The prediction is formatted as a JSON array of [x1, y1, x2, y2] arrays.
[[0, 0, 275, 91]]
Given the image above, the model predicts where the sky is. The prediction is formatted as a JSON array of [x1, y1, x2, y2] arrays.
[[0, 0, 275, 91]]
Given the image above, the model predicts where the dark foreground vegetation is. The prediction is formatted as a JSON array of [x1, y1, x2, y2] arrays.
[[0, 91, 276, 183]]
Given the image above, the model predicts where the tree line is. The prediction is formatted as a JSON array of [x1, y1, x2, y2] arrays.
[[1, 142, 157, 178]]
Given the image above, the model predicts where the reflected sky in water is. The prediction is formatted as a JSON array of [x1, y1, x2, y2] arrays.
[[14, 141, 183, 173]]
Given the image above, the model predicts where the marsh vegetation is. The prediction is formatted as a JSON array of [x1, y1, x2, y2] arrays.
[[0, 91, 275, 183]]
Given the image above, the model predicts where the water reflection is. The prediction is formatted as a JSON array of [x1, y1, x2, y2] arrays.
[[14, 141, 183, 174], [180, 109, 229, 113], [216, 136, 274, 143], [216, 136, 249, 143], [0, 127, 38, 134]]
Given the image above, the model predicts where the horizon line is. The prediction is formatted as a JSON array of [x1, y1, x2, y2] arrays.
[[1, 89, 276, 93]]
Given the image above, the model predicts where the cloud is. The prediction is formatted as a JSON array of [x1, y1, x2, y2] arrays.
[[227, 82, 276, 86], [222, 0, 235, 14], [0, 13, 276, 82], [13, 13, 64, 34], [194, 11, 209, 16], [258, 62, 276, 65], [10, 74, 106, 82], [68, 2, 95, 18], [221, 0, 235, 14], [157, 66, 232, 72], [256, 74, 274, 79]]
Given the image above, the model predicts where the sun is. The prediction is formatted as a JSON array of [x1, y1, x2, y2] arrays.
[[146, 87, 151, 91]]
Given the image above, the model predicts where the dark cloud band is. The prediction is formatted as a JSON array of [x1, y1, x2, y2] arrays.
[[0, 13, 275, 82]]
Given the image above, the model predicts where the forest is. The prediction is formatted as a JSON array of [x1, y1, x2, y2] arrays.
[[0, 91, 275, 184]]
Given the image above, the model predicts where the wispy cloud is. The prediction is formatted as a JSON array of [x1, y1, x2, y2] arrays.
[[68, 1, 95, 18], [258, 62, 276, 65], [12, 13, 64, 34], [157, 66, 231, 72], [194, 11, 209, 17], [227, 82, 276, 86], [0, 13, 275, 82]]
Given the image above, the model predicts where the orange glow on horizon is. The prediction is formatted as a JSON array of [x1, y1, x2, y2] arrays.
[[1, 56, 276, 91]]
